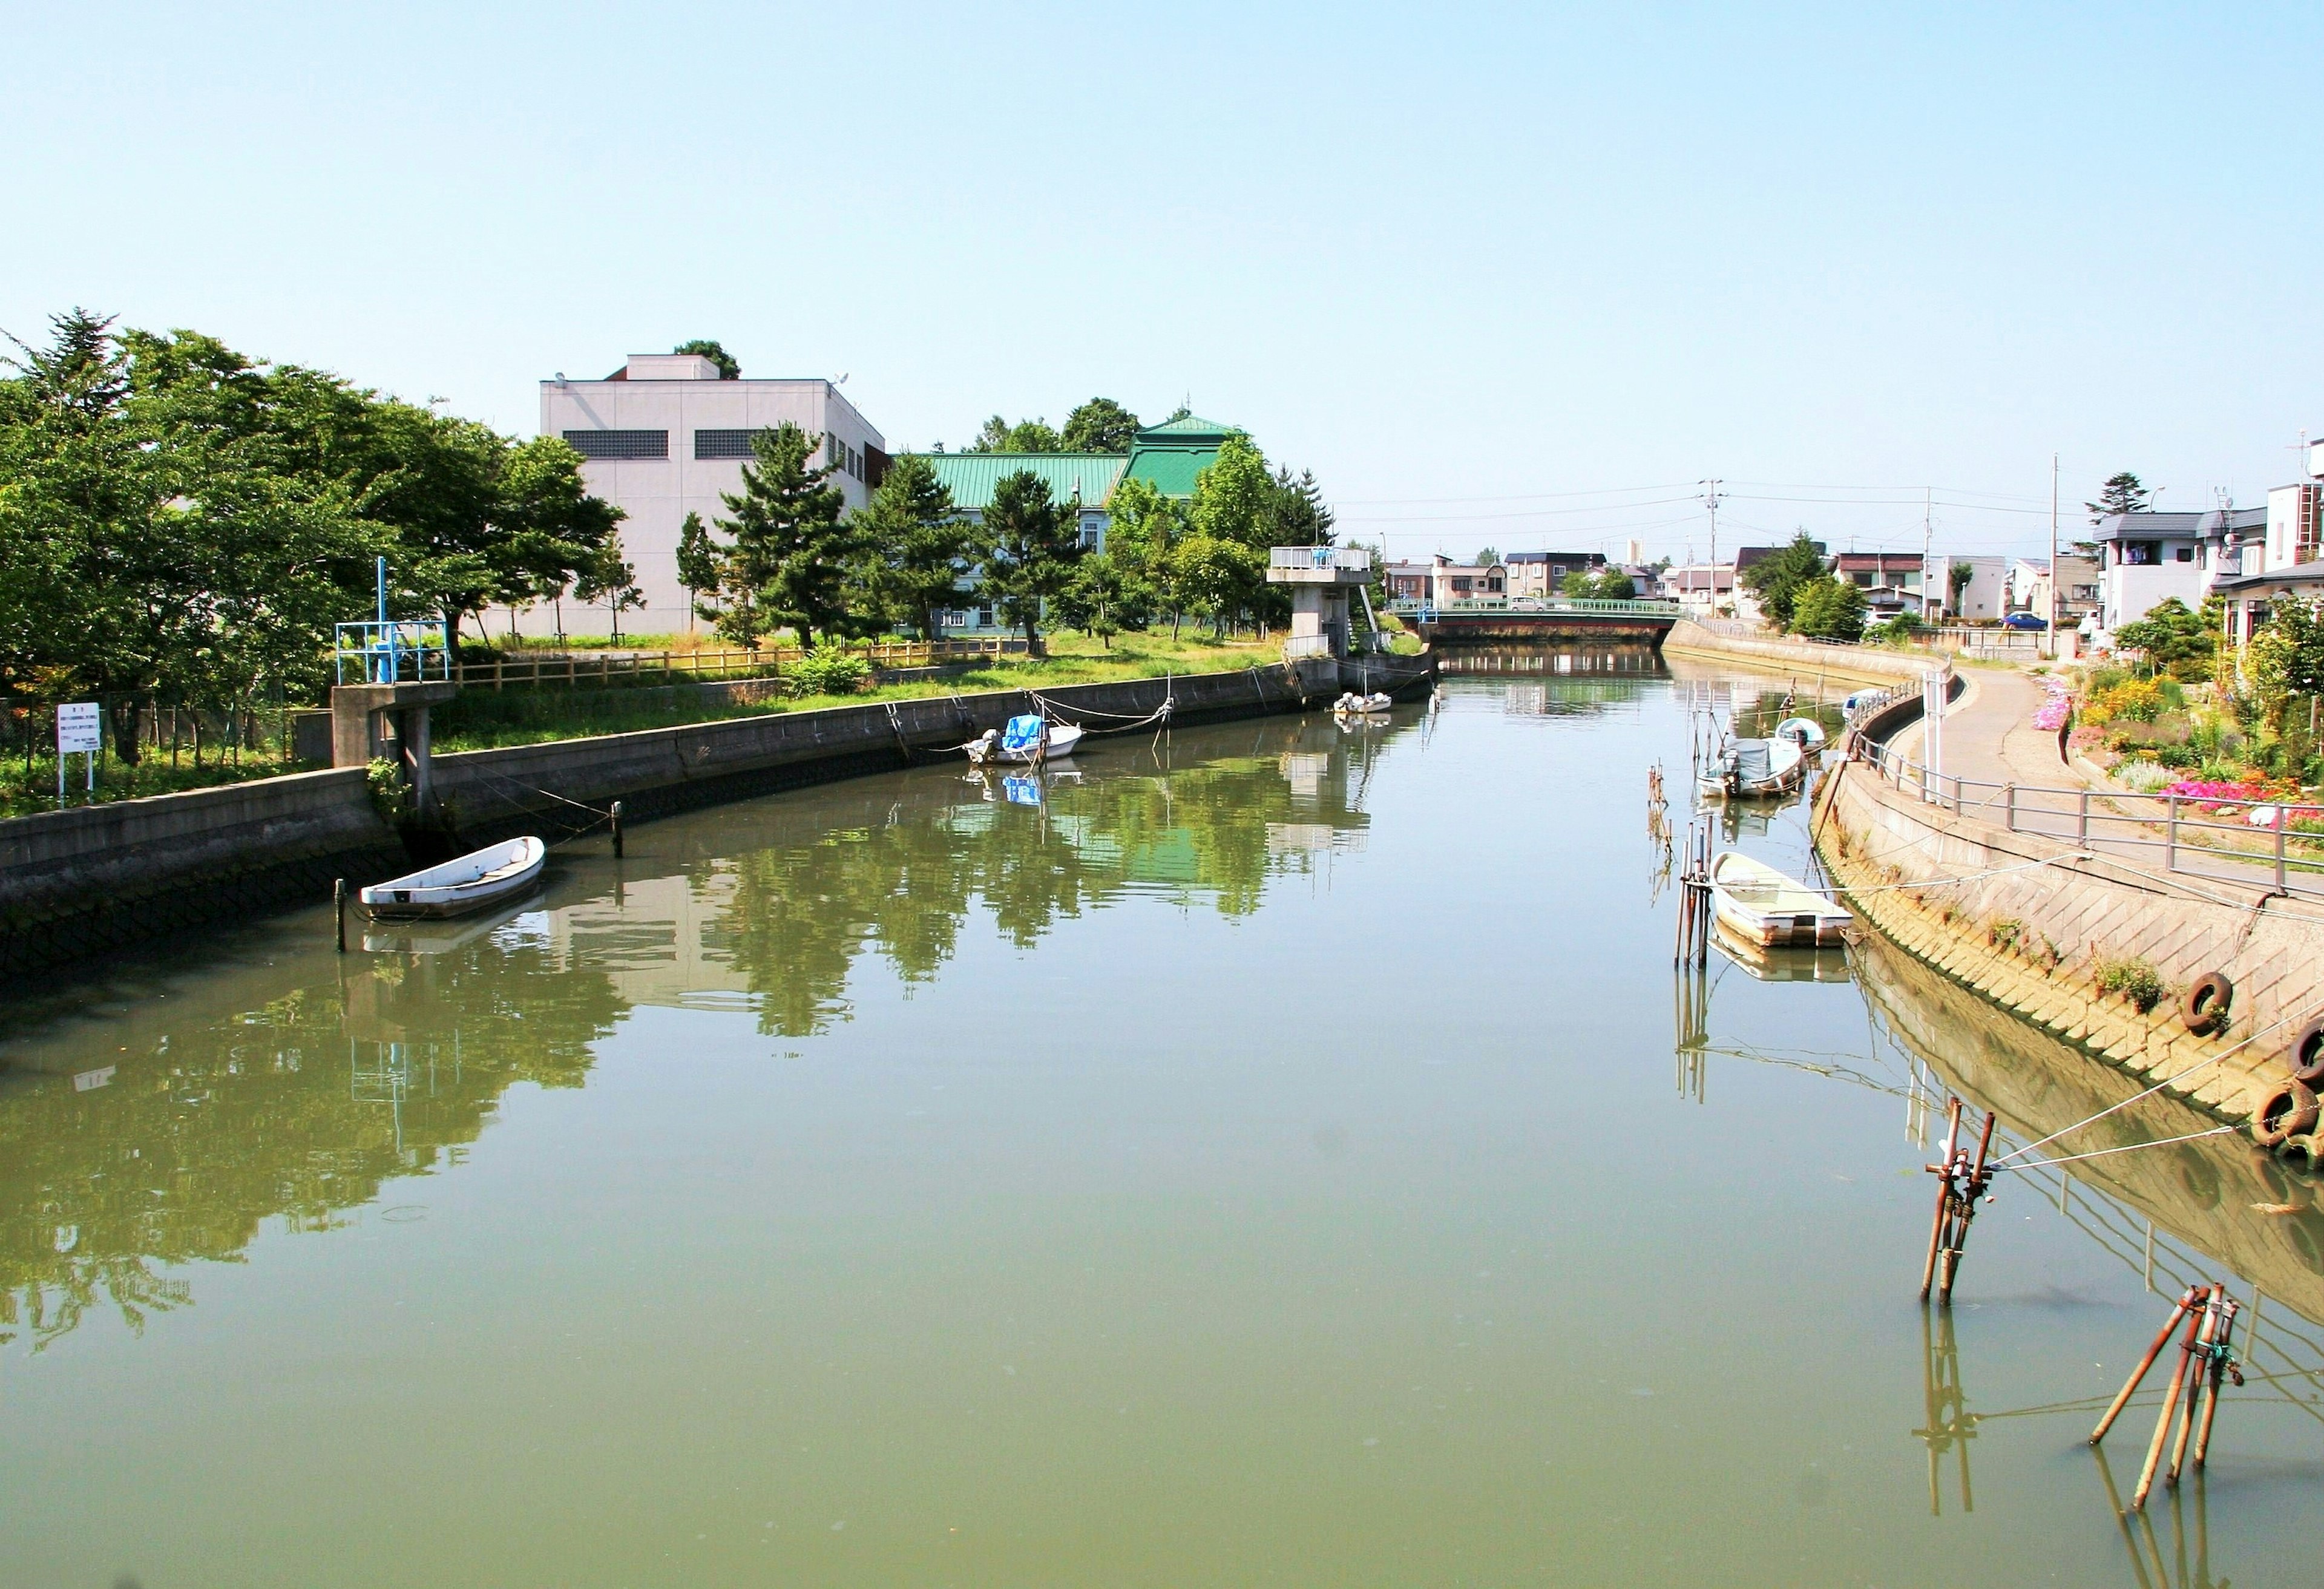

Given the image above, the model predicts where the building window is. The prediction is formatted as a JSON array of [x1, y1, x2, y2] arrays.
[[694, 429, 760, 460], [563, 429, 668, 460], [2175, 546, 2194, 563]]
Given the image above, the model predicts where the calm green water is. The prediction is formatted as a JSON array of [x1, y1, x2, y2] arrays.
[[4, 660, 2322, 1588]]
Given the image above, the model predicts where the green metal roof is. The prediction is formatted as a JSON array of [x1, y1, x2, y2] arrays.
[[1123, 445, 1215, 499], [914, 453, 1128, 512], [1135, 413, 1238, 442]]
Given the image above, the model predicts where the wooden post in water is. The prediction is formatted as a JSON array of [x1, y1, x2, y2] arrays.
[[334, 877, 347, 953], [1920, 1099, 1962, 1300], [610, 800, 624, 858], [2167, 1287, 2221, 1485]]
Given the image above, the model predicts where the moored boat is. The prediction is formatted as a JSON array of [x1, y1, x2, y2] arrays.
[[1773, 716, 1828, 751], [1697, 735, 1806, 800], [1708, 851, 1854, 947], [359, 836, 547, 920], [965, 714, 1083, 766], [1333, 690, 1393, 717]]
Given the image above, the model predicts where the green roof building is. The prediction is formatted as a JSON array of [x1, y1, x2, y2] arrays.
[[906, 411, 1244, 631]]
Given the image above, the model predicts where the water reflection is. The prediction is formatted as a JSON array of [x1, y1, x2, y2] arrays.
[[0, 715, 1414, 1349]]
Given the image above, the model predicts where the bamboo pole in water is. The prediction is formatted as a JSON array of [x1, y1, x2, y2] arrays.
[[2191, 1292, 2239, 1470], [1920, 1100, 1962, 1300], [2134, 1302, 2205, 1509], [2093, 1286, 2201, 1444]]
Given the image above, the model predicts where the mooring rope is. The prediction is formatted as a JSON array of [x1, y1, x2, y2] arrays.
[[1989, 994, 2324, 1169], [1994, 1124, 2244, 1173]]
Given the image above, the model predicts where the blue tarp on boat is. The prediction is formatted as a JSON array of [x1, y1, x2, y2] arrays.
[[1002, 714, 1045, 752]]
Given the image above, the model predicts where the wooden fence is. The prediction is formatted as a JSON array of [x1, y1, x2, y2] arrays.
[[452, 636, 1023, 690]]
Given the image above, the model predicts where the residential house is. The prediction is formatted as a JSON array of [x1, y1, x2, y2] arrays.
[[2092, 507, 2265, 638], [1833, 552, 1926, 617], [1384, 555, 1507, 604], [1501, 549, 1607, 598], [1663, 565, 1738, 618], [2214, 476, 2324, 647], [2009, 555, 2101, 631], [1935, 556, 2008, 622]]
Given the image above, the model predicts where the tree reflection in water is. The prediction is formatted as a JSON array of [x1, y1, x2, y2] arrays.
[[0, 716, 1411, 1345]]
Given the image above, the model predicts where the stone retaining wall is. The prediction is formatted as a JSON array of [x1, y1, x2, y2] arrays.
[[0, 654, 1432, 975], [1664, 618, 1940, 689], [1814, 756, 2324, 1138]]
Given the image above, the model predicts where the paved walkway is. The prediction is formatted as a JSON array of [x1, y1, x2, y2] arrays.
[[1878, 666, 2306, 903]]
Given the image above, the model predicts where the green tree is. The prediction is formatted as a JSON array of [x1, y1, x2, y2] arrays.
[[1791, 575, 1868, 641], [2081, 471, 2152, 556], [1052, 551, 1152, 649], [1262, 467, 1334, 546], [1105, 476, 1192, 637], [1948, 560, 1975, 615], [1561, 568, 1636, 600], [974, 470, 1083, 656], [1187, 434, 1274, 634], [490, 435, 626, 632], [967, 415, 1062, 453], [575, 538, 645, 644], [1060, 398, 1140, 453], [675, 510, 721, 629], [851, 453, 971, 640], [2115, 596, 2219, 680], [710, 422, 852, 646], [1472, 546, 1500, 568], [1738, 531, 1827, 630], [672, 339, 740, 379]]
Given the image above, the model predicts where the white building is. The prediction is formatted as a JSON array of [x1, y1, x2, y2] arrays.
[[2092, 506, 2265, 638], [537, 354, 888, 637], [1931, 555, 2007, 621]]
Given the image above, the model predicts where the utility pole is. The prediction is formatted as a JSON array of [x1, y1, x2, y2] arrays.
[[1699, 479, 1724, 616], [2048, 454, 2060, 661], [1920, 487, 1935, 622]]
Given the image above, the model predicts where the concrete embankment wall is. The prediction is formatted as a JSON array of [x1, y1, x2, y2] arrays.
[[1663, 618, 1938, 690], [0, 654, 1432, 974], [1813, 756, 2324, 1136]]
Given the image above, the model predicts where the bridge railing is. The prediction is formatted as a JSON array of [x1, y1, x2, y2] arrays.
[[1385, 597, 1683, 619]]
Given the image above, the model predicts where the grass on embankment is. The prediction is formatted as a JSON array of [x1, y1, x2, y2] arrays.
[[426, 631, 1296, 753]]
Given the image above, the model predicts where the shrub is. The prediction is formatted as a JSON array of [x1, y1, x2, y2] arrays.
[[2095, 956, 2165, 1013], [1989, 917, 2023, 951], [2156, 743, 2199, 769], [2114, 759, 2174, 793], [366, 758, 409, 822], [790, 647, 871, 696]]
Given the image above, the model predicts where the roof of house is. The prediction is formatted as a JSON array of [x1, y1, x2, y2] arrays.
[[916, 453, 1128, 512], [1834, 551, 1923, 568], [2211, 560, 2324, 594], [1121, 412, 1243, 497], [1502, 550, 1604, 565], [2094, 508, 2266, 542], [1664, 568, 1736, 590], [1137, 413, 1235, 441]]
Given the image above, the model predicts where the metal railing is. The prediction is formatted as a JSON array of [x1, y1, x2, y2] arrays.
[[1855, 738, 2324, 899], [1386, 597, 1683, 618], [1270, 546, 1372, 571], [335, 620, 451, 686]]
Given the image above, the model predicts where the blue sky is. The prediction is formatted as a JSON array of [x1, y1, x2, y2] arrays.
[[10, 2, 2320, 563]]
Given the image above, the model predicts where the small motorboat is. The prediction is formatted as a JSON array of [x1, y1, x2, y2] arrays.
[[1773, 716, 1828, 751], [1698, 735, 1806, 800], [965, 714, 1083, 766], [360, 836, 547, 920], [1333, 690, 1393, 718], [1709, 851, 1854, 947]]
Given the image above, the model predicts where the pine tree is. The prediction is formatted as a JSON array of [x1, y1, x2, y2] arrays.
[[852, 454, 971, 640], [2086, 471, 2153, 523], [1739, 530, 1828, 631], [712, 422, 851, 647], [976, 471, 1083, 657]]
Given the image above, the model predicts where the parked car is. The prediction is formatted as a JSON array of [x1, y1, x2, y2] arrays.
[[2001, 612, 2047, 630]]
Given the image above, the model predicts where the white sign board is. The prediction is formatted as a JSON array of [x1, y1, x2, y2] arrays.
[[56, 702, 101, 755]]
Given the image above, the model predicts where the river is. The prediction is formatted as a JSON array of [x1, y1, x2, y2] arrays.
[[3, 658, 2320, 1587]]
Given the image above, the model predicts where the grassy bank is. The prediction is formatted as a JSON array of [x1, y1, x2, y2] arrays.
[[0, 744, 309, 821], [428, 631, 1290, 752]]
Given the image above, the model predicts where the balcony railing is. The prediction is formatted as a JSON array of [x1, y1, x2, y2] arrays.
[[334, 620, 451, 686], [1269, 546, 1372, 571], [1385, 597, 1683, 618]]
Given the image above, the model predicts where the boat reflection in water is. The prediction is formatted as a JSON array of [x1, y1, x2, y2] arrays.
[[0, 713, 1414, 1354]]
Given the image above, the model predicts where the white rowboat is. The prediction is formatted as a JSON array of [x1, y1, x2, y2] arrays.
[[1709, 851, 1854, 948], [360, 836, 547, 920], [1773, 716, 1828, 750]]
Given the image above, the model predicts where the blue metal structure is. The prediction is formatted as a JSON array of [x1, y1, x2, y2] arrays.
[[334, 559, 452, 685]]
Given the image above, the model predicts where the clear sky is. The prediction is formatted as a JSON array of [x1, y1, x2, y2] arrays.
[[10, 2, 2320, 564]]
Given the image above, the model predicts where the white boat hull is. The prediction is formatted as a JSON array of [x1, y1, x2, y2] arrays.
[[971, 722, 1082, 765], [1709, 851, 1853, 947], [360, 836, 548, 920]]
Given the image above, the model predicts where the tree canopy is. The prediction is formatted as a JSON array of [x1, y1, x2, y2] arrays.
[[672, 339, 740, 379], [1791, 575, 1868, 641], [705, 422, 853, 647], [1738, 531, 1829, 631], [974, 470, 1083, 655], [2086, 471, 2152, 523], [850, 453, 971, 640], [0, 309, 625, 747], [966, 415, 1062, 453], [1060, 398, 1140, 453], [2115, 596, 2219, 680]]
